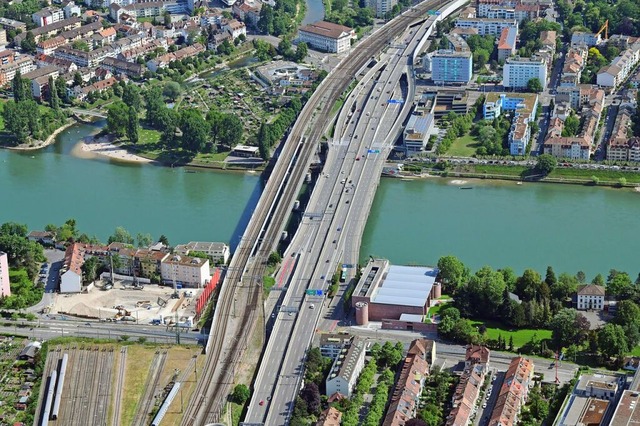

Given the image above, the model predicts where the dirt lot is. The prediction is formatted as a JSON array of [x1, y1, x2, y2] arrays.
[[51, 283, 203, 324]]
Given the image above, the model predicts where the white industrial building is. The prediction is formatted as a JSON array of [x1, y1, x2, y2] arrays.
[[454, 17, 518, 36]]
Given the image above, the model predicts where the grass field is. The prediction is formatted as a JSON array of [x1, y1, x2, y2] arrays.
[[448, 134, 479, 156], [471, 320, 552, 348], [629, 346, 640, 356]]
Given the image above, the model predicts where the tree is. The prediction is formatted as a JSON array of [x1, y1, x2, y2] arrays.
[[3, 101, 29, 143], [122, 83, 142, 111], [535, 154, 557, 175], [477, 126, 497, 146], [300, 382, 321, 414], [592, 273, 605, 286], [218, 114, 243, 147], [258, 121, 270, 159], [545, 266, 557, 287], [126, 106, 139, 144], [437, 255, 469, 293], [231, 384, 250, 404], [562, 112, 580, 137], [597, 324, 628, 360], [526, 78, 543, 93], [108, 226, 134, 245], [550, 308, 590, 349], [179, 109, 209, 152], [144, 85, 166, 128], [82, 256, 100, 284], [73, 72, 83, 88], [258, 5, 274, 34], [474, 49, 490, 69], [615, 300, 640, 327], [515, 269, 542, 302], [163, 11, 172, 26], [163, 81, 181, 101], [295, 42, 308, 62], [158, 234, 169, 246], [55, 77, 68, 103], [136, 233, 152, 248], [267, 251, 281, 266], [20, 31, 36, 53], [12, 70, 27, 102], [607, 271, 634, 298], [107, 102, 129, 137], [48, 76, 59, 110]]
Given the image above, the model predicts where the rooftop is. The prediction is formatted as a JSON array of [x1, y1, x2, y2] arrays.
[[610, 390, 640, 426], [371, 265, 437, 307], [298, 20, 354, 39]]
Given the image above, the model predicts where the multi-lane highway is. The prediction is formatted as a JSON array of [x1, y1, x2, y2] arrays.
[[244, 1, 467, 424]]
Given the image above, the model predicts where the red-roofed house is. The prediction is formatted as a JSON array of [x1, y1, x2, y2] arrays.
[[465, 345, 490, 368], [488, 357, 534, 426], [60, 243, 84, 293]]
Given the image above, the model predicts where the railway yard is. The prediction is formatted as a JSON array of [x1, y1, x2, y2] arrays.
[[34, 343, 203, 426]]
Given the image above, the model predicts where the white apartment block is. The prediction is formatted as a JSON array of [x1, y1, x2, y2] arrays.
[[325, 338, 367, 397], [455, 18, 518, 36], [0, 56, 35, 86], [365, 0, 398, 18], [503, 56, 547, 89], [160, 254, 210, 288], [174, 242, 230, 265], [32, 7, 64, 27], [0, 252, 10, 297], [298, 21, 356, 54], [597, 47, 640, 88]]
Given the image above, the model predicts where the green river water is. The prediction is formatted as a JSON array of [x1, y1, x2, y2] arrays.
[[1, 122, 639, 278]]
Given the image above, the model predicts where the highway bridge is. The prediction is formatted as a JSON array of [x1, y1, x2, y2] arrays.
[[181, 0, 467, 424], [242, 0, 468, 424]]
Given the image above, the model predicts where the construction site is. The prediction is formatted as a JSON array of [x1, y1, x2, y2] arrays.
[[51, 279, 203, 327]]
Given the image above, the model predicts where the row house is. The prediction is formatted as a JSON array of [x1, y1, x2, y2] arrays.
[[33, 7, 65, 27], [488, 357, 534, 426], [146, 42, 204, 71], [55, 45, 116, 67], [543, 136, 592, 160], [59, 20, 105, 43], [101, 57, 143, 78], [36, 36, 67, 55], [72, 75, 119, 101], [607, 137, 640, 162], [560, 47, 587, 87], [597, 44, 640, 88], [14, 17, 82, 44], [35, 54, 78, 74], [111, 34, 147, 55], [446, 366, 484, 426], [23, 65, 60, 99], [383, 339, 432, 426], [0, 56, 35, 86], [118, 38, 170, 62]]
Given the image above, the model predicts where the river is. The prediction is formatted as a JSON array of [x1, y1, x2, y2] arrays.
[[303, 0, 325, 25], [2, 123, 639, 277], [0, 121, 263, 250]]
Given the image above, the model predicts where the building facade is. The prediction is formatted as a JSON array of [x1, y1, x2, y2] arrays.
[[431, 50, 473, 83], [297, 21, 356, 54], [160, 254, 210, 288], [576, 284, 605, 311], [503, 56, 547, 89], [325, 338, 367, 397], [0, 252, 10, 297]]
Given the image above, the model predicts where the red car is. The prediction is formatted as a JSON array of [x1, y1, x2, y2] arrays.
[[259, 400, 265, 406], [356, 157, 360, 161]]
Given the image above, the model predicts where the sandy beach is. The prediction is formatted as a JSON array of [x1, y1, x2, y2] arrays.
[[78, 136, 153, 163]]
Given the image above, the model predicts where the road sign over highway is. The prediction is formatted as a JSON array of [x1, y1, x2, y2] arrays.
[[387, 99, 404, 104]]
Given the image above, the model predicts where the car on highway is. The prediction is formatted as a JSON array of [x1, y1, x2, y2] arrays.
[[356, 157, 360, 161], [482, 402, 487, 409], [309, 304, 315, 309], [337, 227, 341, 231], [288, 312, 293, 316], [259, 400, 265, 406]]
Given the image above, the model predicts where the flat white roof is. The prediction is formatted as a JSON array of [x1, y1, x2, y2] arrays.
[[399, 313, 424, 322], [371, 265, 437, 307]]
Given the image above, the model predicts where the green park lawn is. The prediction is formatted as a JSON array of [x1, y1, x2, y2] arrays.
[[447, 134, 479, 156], [471, 320, 552, 348]]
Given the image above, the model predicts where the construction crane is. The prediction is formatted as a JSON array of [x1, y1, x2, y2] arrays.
[[596, 20, 609, 41]]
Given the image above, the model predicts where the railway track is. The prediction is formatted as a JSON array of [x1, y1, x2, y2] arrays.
[[132, 350, 167, 426], [181, 2, 449, 423], [111, 347, 127, 426]]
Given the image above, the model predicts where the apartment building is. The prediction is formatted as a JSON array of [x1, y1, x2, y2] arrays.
[[14, 17, 82, 44], [503, 56, 547, 89], [575, 284, 605, 311], [560, 48, 586, 87], [365, 0, 398, 18], [497, 26, 517, 61], [55, 45, 116, 67], [36, 36, 67, 56], [24, 66, 60, 99], [60, 243, 84, 293], [160, 254, 210, 288], [146, 42, 204, 71], [101, 57, 143, 78], [446, 365, 484, 426], [63, 1, 82, 19], [403, 107, 435, 155], [571, 31, 601, 47], [325, 337, 367, 397], [319, 333, 354, 360], [298, 21, 356, 54], [110, 0, 189, 21], [223, 19, 247, 39], [0, 252, 10, 297], [232, 1, 261, 27], [556, 373, 623, 426], [607, 137, 640, 162], [0, 17, 27, 32], [597, 46, 640, 88], [173, 241, 230, 265], [431, 50, 473, 83], [0, 56, 35, 86], [488, 357, 534, 426], [455, 17, 518, 36], [33, 7, 64, 27], [484, 92, 538, 154]]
